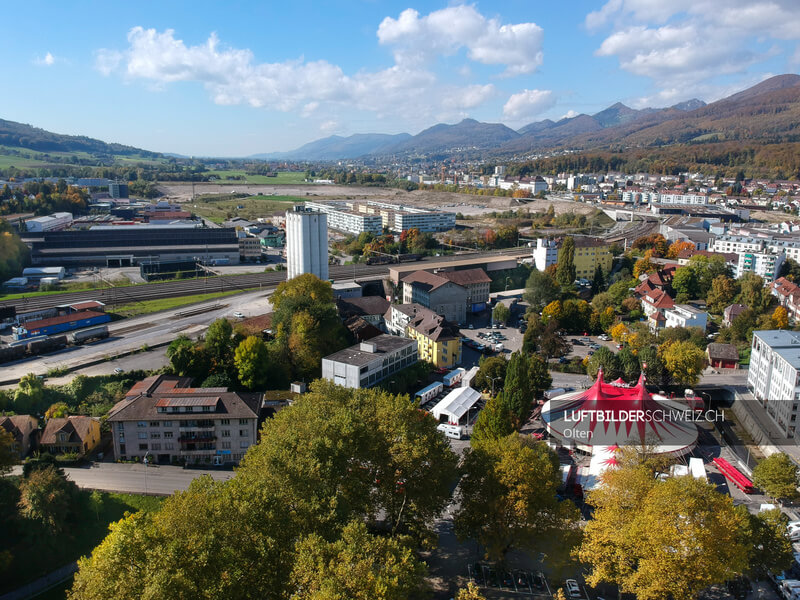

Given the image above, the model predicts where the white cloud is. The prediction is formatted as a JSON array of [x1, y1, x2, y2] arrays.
[[377, 5, 543, 76], [587, 0, 800, 104], [502, 89, 555, 121], [561, 110, 579, 119], [34, 52, 56, 67], [320, 120, 339, 135], [95, 19, 527, 126]]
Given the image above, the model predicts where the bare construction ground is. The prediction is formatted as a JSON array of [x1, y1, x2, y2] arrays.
[[158, 183, 595, 218]]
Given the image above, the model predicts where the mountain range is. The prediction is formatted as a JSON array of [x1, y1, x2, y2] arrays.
[[255, 74, 800, 160]]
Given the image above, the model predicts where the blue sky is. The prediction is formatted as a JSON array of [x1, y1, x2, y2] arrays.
[[1, 0, 799, 156]]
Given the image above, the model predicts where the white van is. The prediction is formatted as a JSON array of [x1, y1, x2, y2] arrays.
[[437, 424, 464, 440]]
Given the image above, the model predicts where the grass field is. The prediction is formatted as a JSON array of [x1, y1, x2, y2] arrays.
[[111, 289, 245, 317], [191, 193, 303, 223], [203, 170, 308, 185]]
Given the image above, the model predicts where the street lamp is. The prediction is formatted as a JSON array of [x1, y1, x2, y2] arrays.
[[491, 375, 503, 397], [143, 451, 151, 496]]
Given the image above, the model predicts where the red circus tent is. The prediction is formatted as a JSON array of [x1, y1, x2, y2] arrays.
[[541, 368, 698, 456], [610, 377, 628, 387]]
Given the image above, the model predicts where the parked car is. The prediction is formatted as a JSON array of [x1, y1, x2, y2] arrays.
[[566, 579, 581, 598], [233, 311, 245, 318], [598, 334, 610, 341], [113, 367, 124, 374], [572, 340, 584, 346], [468, 324, 474, 329]]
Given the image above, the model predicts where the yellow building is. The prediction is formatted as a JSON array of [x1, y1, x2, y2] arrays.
[[571, 237, 613, 280], [405, 309, 462, 368], [40, 416, 101, 458]]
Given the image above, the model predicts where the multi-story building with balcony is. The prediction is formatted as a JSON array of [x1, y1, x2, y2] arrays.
[[107, 375, 261, 465], [322, 335, 418, 389], [748, 330, 800, 438]]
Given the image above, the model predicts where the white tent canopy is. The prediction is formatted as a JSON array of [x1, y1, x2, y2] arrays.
[[431, 387, 481, 424]]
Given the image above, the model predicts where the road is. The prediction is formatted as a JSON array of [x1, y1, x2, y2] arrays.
[[8, 462, 234, 495], [0, 289, 275, 385]]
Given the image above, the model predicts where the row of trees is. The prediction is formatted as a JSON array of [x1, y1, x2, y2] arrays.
[[167, 274, 351, 389], [0, 180, 88, 216]]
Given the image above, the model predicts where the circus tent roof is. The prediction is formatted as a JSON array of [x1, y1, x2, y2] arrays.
[[541, 368, 698, 456]]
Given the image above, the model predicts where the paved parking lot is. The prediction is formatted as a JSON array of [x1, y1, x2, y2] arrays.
[[459, 307, 526, 366], [563, 335, 619, 360]]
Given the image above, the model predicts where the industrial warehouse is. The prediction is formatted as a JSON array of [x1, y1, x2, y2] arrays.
[[22, 226, 240, 267]]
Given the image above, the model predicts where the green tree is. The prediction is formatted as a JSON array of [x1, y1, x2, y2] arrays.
[[14, 373, 45, 414], [752, 453, 799, 500], [528, 354, 553, 400], [671, 266, 700, 301], [205, 318, 236, 365], [44, 402, 70, 420], [581, 462, 751, 600], [272, 272, 334, 311], [492, 303, 511, 325], [738, 272, 772, 314], [474, 356, 507, 394], [0, 430, 17, 474], [661, 340, 705, 386], [706, 274, 738, 314], [591, 264, 606, 295], [586, 347, 620, 380], [470, 395, 514, 448], [455, 434, 580, 564], [555, 237, 576, 289], [745, 508, 794, 577], [166, 335, 210, 380], [233, 336, 269, 390], [503, 352, 532, 428], [18, 465, 78, 533], [290, 520, 426, 600], [616, 347, 640, 382], [456, 582, 486, 600], [523, 269, 560, 310], [638, 346, 670, 387], [236, 381, 458, 543], [70, 477, 295, 600]]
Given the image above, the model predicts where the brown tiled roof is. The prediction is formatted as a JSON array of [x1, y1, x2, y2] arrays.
[[40, 416, 97, 445], [706, 343, 740, 362], [108, 381, 261, 422], [401, 270, 462, 292], [124, 375, 193, 399], [643, 289, 674, 310], [337, 295, 390, 316], [677, 248, 737, 263], [724, 304, 748, 320], [773, 277, 800, 300], [0, 415, 38, 439], [407, 311, 460, 342], [344, 316, 383, 342], [437, 268, 491, 286]]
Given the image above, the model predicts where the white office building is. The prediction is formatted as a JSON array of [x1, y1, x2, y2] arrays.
[[305, 201, 383, 236], [748, 330, 800, 437], [285, 206, 329, 281], [533, 238, 559, 272], [664, 304, 708, 330], [322, 335, 418, 389]]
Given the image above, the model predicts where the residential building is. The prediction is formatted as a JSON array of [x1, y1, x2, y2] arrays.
[[305, 201, 383, 236], [772, 277, 800, 322], [723, 304, 749, 327], [635, 265, 677, 297], [664, 304, 708, 331], [0, 415, 39, 458], [735, 250, 784, 283], [401, 270, 468, 324], [405, 309, 462, 368], [748, 330, 800, 437], [285, 205, 329, 281], [706, 343, 740, 369], [641, 289, 675, 331], [321, 335, 418, 389], [332, 281, 363, 299], [437, 268, 492, 312], [384, 303, 429, 336], [533, 236, 612, 279], [40, 416, 101, 457], [107, 375, 261, 465]]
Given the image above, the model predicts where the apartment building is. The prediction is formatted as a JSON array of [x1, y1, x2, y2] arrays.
[[238, 236, 262, 261], [748, 330, 800, 437], [401, 270, 468, 324], [710, 231, 797, 280], [322, 335, 418, 389], [664, 304, 708, 331], [772, 277, 800, 322], [734, 250, 784, 283], [107, 375, 261, 465], [405, 308, 462, 369], [304, 201, 383, 236], [384, 303, 429, 336], [641, 289, 675, 331], [533, 236, 613, 279]]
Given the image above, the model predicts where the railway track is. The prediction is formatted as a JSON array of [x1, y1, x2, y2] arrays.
[[0, 248, 531, 314]]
